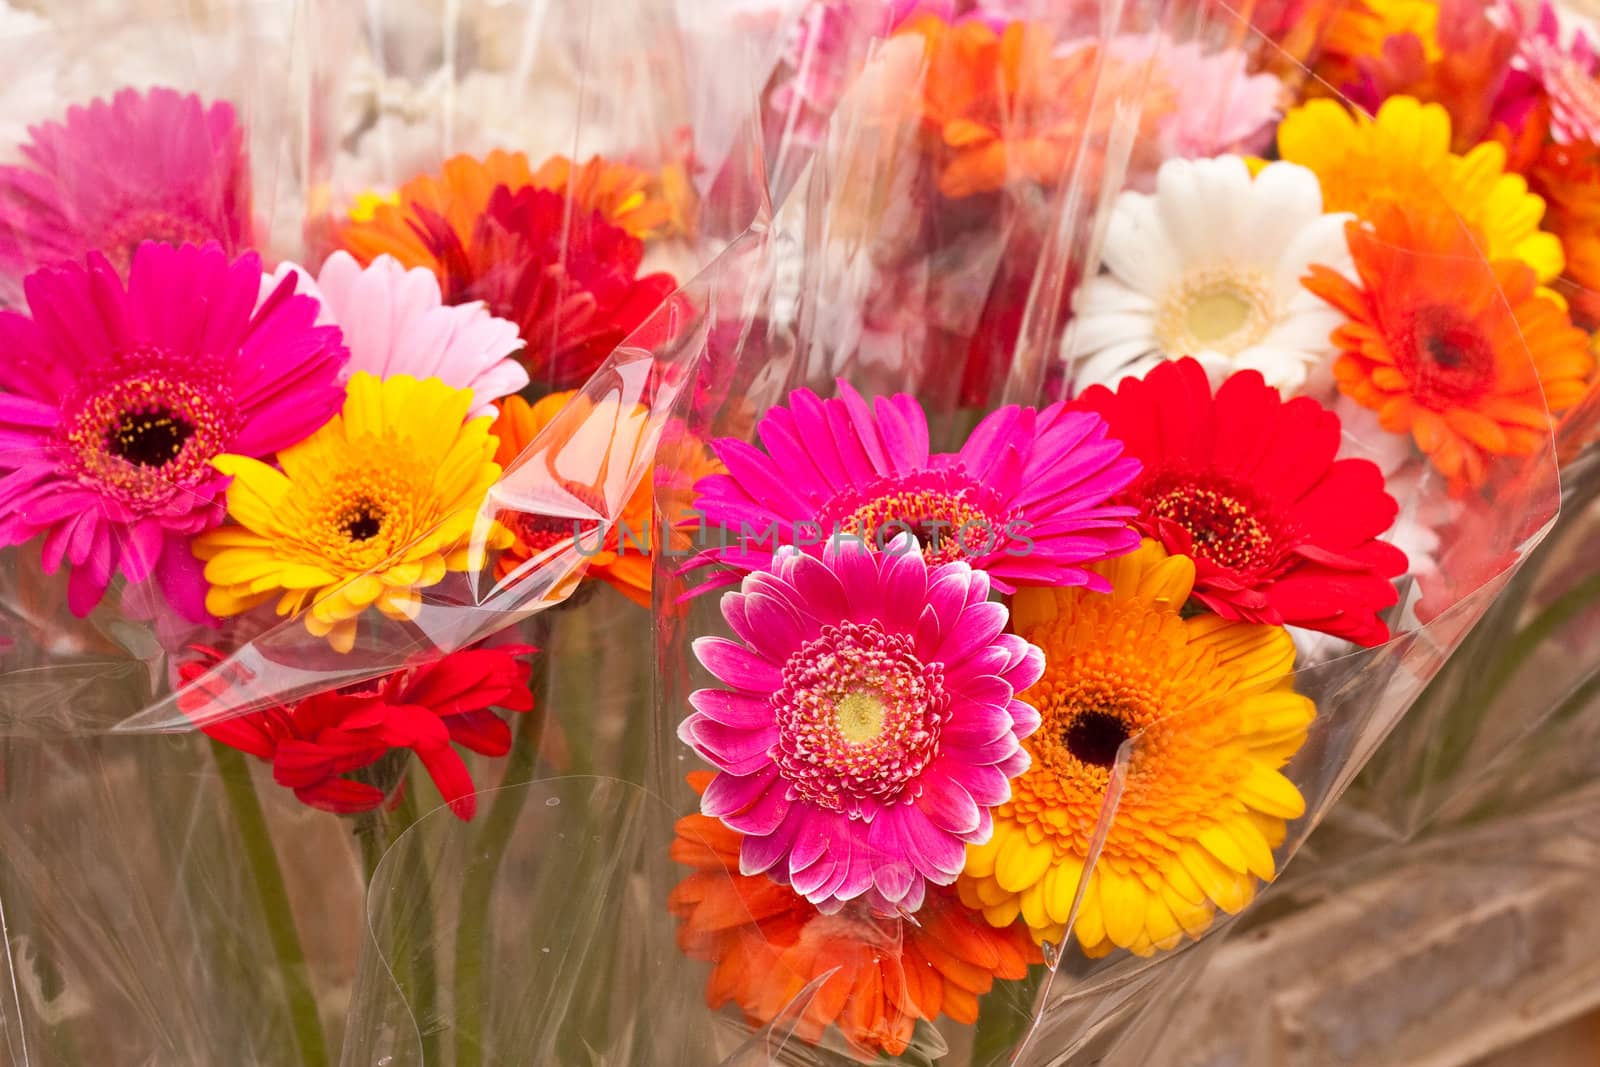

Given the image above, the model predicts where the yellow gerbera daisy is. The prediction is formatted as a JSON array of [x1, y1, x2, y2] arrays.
[[958, 541, 1315, 957], [195, 374, 510, 652], [1278, 96, 1565, 283]]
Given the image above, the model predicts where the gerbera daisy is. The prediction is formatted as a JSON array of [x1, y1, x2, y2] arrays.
[[1530, 140, 1600, 325], [490, 391, 660, 606], [335, 149, 536, 270], [1091, 35, 1283, 165], [959, 541, 1315, 955], [0, 87, 250, 280], [403, 185, 681, 390], [1337, 0, 1518, 153], [529, 154, 682, 240], [266, 251, 527, 419], [899, 15, 1174, 198], [194, 373, 511, 653], [180, 643, 535, 819], [670, 774, 1038, 1059], [1064, 156, 1351, 395], [680, 535, 1044, 914], [1071, 358, 1408, 645], [1277, 96, 1565, 282], [0, 243, 346, 621], [1304, 204, 1594, 494], [1499, 0, 1600, 145], [688, 383, 1140, 594]]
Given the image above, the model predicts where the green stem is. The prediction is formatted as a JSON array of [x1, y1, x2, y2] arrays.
[[454, 647, 551, 1067], [212, 742, 329, 1067], [970, 964, 1046, 1066], [1473, 569, 1600, 716], [390, 785, 441, 1066]]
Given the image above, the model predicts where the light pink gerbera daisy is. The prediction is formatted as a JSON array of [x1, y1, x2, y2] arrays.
[[265, 251, 528, 419], [687, 383, 1141, 595], [1082, 34, 1283, 166], [1499, 0, 1600, 144], [0, 87, 251, 282], [681, 534, 1044, 913], [0, 243, 347, 620]]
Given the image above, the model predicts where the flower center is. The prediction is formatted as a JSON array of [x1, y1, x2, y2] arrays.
[[64, 362, 232, 509], [304, 447, 432, 570], [1063, 710, 1132, 769], [107, 407, 195, 467], [1401, 303, 1496, 407], [817, 468, 1013, 565], [1156, 268, 1275, 356], [834, 691, 887, 743], [339, 499, 386, 543], [772, 620, 950, 816], [101, 206, 220, 274], [1141, 472, 1278, 572], [1035, 677, 1155, 781]]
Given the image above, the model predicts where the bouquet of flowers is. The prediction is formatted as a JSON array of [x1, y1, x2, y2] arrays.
[[0, 0, 1596, 1064]]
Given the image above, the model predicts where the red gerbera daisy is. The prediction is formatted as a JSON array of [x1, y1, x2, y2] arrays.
[[410, 186, 681, 391], [179, 644, 536, 819], [1070, 358, 1408, 646]]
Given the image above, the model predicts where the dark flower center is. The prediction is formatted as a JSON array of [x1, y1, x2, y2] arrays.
[[1404, 303, 1495, 407], [340, 500, 385, 543], [106, 407, 195, 468], [1063, 710, 1132, 769], [1143, 474, 1277, 572]]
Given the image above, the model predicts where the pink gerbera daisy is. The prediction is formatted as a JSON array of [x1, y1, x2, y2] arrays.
[[266, 251, 528, 419], [0, 242, 347, 620], [681, 535, 1044, 913], [0, 87, 251, 282], [1498, 0, 1600, 144], [688, 383, 1141, 594]]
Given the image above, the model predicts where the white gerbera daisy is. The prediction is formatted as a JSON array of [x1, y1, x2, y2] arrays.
[[1064, 155, 1353, 396]]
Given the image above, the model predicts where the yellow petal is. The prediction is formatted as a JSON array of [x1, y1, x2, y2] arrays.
[[995, 831, 1053, 893], [1179, 843, 1251, 913], [1044, 861, 1083, 925], [1096, 865, 1149, 949], [1238, 763, 1306, 819]]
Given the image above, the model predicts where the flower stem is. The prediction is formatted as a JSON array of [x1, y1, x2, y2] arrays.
[[211, 741, 329, 1067], [454, 645, 551, 1067], [970, 964, 1047, 1066], [390, 784, 441, 1067]]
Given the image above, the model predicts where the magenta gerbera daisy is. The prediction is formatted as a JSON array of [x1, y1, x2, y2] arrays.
[[688, 383, 1141, 594], [680, 535, 1045, 914], [0, 87, 250, 281], [0, 242, 347, 620]]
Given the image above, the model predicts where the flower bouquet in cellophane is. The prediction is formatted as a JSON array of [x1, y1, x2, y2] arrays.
[[0, 0, 1592, 1064], [0, 0, 791, 1064], [449, 0, 1580, 1062]]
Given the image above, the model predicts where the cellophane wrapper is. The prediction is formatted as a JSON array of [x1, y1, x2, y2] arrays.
[[0, 0, 794, 1063], [0, 1, 1578, 1066]]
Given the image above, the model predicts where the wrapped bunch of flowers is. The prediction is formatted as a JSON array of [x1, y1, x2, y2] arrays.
[[0, 0, 1596, 1065]]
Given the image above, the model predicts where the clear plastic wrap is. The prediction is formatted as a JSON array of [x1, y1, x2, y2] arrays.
[[0, 0, 1592, 1065]]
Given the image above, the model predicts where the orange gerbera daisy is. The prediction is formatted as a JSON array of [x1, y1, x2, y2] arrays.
[[898, 15, 1172, 199], [491, 391, 653, 606], [670, 774, 1038, 1060], [959, 542, 1312, 956], [337, 150, 678, 271], [337, 150, 536, 270], [1530, 141, 1600, 324], [491, 392, 719, 606], [530, 154, 686, 240], [1304, 204, 1594, 494]]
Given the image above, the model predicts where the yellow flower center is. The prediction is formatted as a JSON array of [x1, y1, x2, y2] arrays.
[[1157, 268, 1275, 355], [303, 444, 430, 570], [834, 691, 888, 744]]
